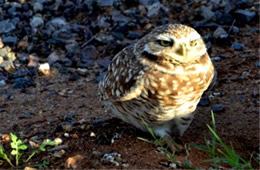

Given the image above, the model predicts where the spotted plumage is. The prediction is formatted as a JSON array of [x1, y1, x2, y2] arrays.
[[98, 24, 215, 137]]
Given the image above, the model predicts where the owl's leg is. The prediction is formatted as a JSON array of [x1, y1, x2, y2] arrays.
[[161, 134, 184, 154]]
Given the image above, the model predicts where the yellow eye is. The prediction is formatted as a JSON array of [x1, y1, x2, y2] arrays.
[[190, 40, 197, 46], [159, 40, 172, 47]]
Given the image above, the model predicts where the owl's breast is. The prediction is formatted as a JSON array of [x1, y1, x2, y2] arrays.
[[141, 55, 214, 119]]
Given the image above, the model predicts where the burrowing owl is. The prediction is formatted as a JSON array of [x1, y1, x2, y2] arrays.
[[98, 24, 215, 138]]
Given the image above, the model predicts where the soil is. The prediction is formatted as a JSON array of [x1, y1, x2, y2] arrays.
[[1, 27, 259, 169], [0, 0, 259, 169]]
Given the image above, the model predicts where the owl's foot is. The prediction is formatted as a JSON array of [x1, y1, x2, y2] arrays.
[[161, 135, 185, 154]]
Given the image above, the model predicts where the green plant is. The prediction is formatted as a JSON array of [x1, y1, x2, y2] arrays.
[[192, 111, 254, 169], [10, 133, 28, 166], [137, 119, 192, 168], [25, 141, 56, 163], [0, 145, 14, 167], [0, 133, 56, 168]]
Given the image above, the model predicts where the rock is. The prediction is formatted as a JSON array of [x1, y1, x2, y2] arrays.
[[147, 2, 169, 18], [200, 6, 215, 21], [101, 152, 122, 166], [52, 150, 66, 158], [33, 2, 43, 12], [58, 57, 73, 67], [38, 63, 50, 76], [2, 36, 18, 47], [139, 0, 159, 6], [234, 10, 256, 26], [0, 20, 15, 33], [213, 27, 228, 39], [97, 0, 114, 7], [50, 17, 67, 29], [54, 138, 63, 145], [97, 58, 111, 69], [110, 10, 130, 26], [13, 78, 34, 89], [211, 56, 221, 62], [30, 16, 44, 28], [65, 42, 80, 54], [48, 145, 69, 152], [48, 51, 60, 65], [231, 42, 245, 51], [69, 73, 79, 81], [198, 95, 210, 107], [0, 61, 14, 71], [80, 45, 99, 60], [255, 61, 260, 68], [215, 12, 233, 25], [212, 104, 224, 113], [0, 80, 6, 87], [95, 72, 106, 83], [13, 69, 30, 78], [127, 31, 143, 39], [28, 54, 39, 67], [66, 155, 84, 169]]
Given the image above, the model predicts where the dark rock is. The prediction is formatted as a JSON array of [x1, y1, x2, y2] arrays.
[[211, 56, 221, 62], [97, 58, 111, 69], [111, 32, 125, 40], [200, 6, 215, 21], [0, 80, 6, 87], [97, 0, 114, 7], [0, 20, 15, 33], [59, 67, 69, 74], [110, 10, 130, 26], [30, 16, 44, 28], [58, 57, 73, 67], [2, 36, 17, 47], [80, 45, 99, 60], [139, 0, 159, 6], [69, 73, 79, 81], [13, 78, 34, 89], [13, 69, 30, 78], [255, 61, 260, 68], [215, 12, 234, 25], [147, 2, 169, 18], [95, 72, 106, 83], [127, 31, 142, 39], [212, 104, 224, 113], [231, 42, 245, 51], [33, 2, 43, 12], [234, 10, 256, 26], [19, 112, 33, 119], [198, 95, 210, 107]]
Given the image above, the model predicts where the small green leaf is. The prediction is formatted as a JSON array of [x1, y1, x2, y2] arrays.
[[10, 143, 16, 148], [11, 150, 17, 155], [10, 133, 17, 141], [19, 145, 27, 150]]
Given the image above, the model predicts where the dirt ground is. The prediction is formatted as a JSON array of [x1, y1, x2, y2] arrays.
[[0, 26, 259, 169]]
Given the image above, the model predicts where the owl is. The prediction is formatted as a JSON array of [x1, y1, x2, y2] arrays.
[[98, 24, 215, 140]]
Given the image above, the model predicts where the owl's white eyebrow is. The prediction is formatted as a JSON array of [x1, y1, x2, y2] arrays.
[[156, 34, 172, 41], [189, 32, 201, 41]]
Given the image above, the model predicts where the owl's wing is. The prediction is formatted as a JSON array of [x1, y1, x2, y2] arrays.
[[98, 45, 146, 102]]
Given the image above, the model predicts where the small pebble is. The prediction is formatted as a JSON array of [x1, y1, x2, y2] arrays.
[[212, 104, 225, 113], [231, 42, 245, 51]]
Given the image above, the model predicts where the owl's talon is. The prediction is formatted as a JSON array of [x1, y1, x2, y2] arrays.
[[161, 135, 185, 154]]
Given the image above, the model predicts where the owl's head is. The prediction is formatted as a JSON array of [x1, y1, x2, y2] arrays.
[[135, 24, 207, 65]]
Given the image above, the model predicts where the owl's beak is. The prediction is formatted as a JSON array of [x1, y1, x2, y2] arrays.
[[176, 43, 186, 57]]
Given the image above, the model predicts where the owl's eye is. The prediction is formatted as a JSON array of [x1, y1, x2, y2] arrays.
[[190, 40, 197, 46], [158, 40, 173, 47]]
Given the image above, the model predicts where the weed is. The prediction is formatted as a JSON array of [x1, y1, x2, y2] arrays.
[[137, 119, 192, 168], [0, 133, 56, 168], [192, 111, 254, 169]]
